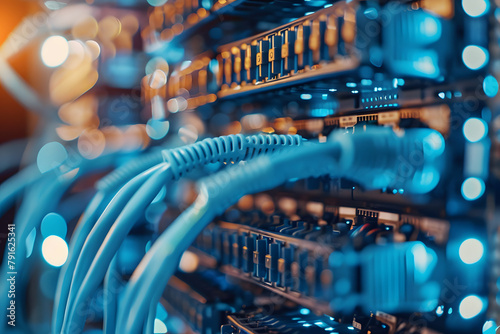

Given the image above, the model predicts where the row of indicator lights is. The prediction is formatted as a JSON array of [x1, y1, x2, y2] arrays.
[[431, 238, 487, 322], [462, 118, 488, 201], [461, 0, 490, 70], [455, 239, 486, 322]]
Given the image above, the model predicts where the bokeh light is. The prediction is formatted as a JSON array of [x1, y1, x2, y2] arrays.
[[463, 118, 488, 142], [42, 235, 69, 267], [459, 238, 484, 264], [153, 319, 168, 334], [462, 45, 489, 70], [482, 320, 497, 334], [37, 142, 68, 173], [483, 75, 498, 97], [156, 303, 168, 321], [178, 251, 199, 273], [41, 36, 69, 67], [459, 295, 484, 319], [462, 0, 489, 17], [146, 119, 170, 140], [461, 177, 486, 201]]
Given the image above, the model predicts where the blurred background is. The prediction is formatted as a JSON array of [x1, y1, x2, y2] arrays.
[[0, 1, 499, 333]]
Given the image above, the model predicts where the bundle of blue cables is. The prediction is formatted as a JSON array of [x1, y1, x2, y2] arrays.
[[54, 133, 303, 333]]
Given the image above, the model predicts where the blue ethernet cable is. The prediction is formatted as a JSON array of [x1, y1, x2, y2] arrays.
[[52, 149, 168, 334], [103, 255, 120, 334], [60, 134, 302, 333], [56, 156, 184, 334], [62, 163, 171, 333], [55, 163, 167, 334], [115, 127, 446, 333], [52, 191, 113, 334], [115, 143, 336, 333], [53, 146, 183, 334]]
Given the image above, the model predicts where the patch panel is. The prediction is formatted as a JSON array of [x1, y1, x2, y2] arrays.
[[216, 1, 359, 97], [161, 1, 359, 108], [188, 202, 487, 333], [192, 205, 449, 314], [159, 0, 484, 112]]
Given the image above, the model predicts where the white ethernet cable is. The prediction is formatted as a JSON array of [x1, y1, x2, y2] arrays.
[[59, 134, 302, 333], [115, 127, 445, 333]]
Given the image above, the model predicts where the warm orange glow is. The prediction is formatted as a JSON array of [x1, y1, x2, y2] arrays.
[[223, 121, 242, 135], [172, 23, 184, 35], [56, 125, 84, 141], [98, 16, 121, 41], [238, 195, 254, 211], [197, 8, 208, 18], [420, 0, 454, 19], [58, 95, 98, 127], [187, 13, 199, 25], [49, 55, 99, 105], [121, 15, 139, 35], [102, 126, 125, 150], [124, 124, 151, 150], [255, 194, 275, 215], [114, 31, 133, 51], [160, 28, 174, 41], [207, 94, 217, 103], [71, 16, 99, 40]]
